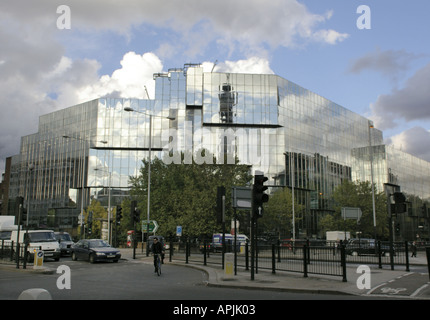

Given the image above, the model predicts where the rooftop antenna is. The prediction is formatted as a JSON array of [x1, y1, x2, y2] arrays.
[[144, 86, 150, 99], [211, 60, 218, 73]]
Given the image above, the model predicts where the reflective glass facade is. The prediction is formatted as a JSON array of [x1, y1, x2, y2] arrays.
[[7, 64, 430, 238]]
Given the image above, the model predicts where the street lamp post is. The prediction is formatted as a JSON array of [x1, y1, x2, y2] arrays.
[[368, 121, 377, 240], [123, 107, 174, 249]]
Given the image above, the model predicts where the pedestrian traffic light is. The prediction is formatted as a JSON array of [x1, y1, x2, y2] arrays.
[[253, 173, 269, 218], [116, 205, 122, 225]]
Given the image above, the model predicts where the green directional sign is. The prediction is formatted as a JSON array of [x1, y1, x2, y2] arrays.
[[142, 220, 158, 233]]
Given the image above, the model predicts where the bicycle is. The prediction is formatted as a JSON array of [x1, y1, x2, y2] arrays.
[[154, 253, 162, 276]]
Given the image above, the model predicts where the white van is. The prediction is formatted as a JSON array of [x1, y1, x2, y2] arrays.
[[10, 230, 61, 262], [0, 216, 19, 241]]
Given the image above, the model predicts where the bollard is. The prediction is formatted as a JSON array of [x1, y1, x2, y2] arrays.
[[18, 288, 52, 300], [224, 253, 234, 278]]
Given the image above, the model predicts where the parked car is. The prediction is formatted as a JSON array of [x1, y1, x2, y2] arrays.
[[345, 238, 393, 256], [71, 239, 121, 263], [54, 232, 74, 256]]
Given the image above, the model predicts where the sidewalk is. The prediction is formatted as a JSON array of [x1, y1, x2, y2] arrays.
[[121, 248, 430, 298]]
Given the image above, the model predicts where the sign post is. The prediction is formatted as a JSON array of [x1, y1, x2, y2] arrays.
[[176, 226, 182, 237], [33, 250, 44, 269]]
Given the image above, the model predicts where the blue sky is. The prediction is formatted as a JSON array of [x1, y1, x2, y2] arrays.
[[1, 1, 430, 175]]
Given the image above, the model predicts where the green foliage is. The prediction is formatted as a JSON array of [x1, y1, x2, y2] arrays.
[[259, 187, 303, 238], [128, 151, 252, 238], [320, 180, 389, 239], [81, 199, 107, 239]]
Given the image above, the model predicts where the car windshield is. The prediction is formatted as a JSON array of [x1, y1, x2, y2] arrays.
[[27, 232, 57, 242], [56, 234, 72, 241], [0, 231, 12, 240], [89, 240, 110, 248]]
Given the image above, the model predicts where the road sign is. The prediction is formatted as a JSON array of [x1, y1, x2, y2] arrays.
[[341, 207, 362, 222], [176, 226, 182, 237], [142, 220, 158, 233], [232, 186, 252, 209]]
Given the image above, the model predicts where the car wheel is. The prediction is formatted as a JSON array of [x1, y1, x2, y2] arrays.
[[72, 252, 77, 261], [89, 253, 96, 264]]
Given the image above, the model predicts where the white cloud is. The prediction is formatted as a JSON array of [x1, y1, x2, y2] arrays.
[[204, 57, 274, 74], [312, 29, 349, 45], [386, 127, 430, 161], [0, 0, 348, 175], [77, 52, 163, 101]]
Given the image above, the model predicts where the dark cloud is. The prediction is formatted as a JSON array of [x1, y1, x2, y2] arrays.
[[370, 62, 430, 130], [348, 48, 423, 83]]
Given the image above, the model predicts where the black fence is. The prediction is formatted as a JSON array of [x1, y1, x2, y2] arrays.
[[0, 240, 31, 265], [163, 239, 420, 282]]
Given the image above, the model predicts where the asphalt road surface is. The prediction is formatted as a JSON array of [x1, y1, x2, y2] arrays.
[[0, 257, 383, 301]]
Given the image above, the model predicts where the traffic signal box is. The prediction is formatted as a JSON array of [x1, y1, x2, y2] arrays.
[[88, 211, 93, 235], [216, 186, 225, 224], [131, 200, 140, 223], [252, 174, 269, 218], [116, 205, 123, 225], [391, 192, 407, 214]]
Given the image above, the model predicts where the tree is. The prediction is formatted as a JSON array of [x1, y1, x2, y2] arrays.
[[332, 180, 388, 239], [259, 187, 303, 239], [128, 151, 252, 238], [81, 199, 107, 239]]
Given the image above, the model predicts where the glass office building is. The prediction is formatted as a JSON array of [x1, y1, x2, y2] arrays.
[[6, 64, 430, 239]]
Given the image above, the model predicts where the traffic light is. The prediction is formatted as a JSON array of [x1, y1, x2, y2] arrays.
[[131, 200, 140, 223], [421, 204, 428, 217], [392, 192, 407, 214], [395, 222, 400, 235], [116, 205, 122, 225], [253, 173, 269, 218], [216, 186, 225, 224], [21, 207, 27, 226], [88, 211, 93, 235]]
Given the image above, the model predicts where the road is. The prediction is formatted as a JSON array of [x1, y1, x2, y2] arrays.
[[0, 257, 388, 302]]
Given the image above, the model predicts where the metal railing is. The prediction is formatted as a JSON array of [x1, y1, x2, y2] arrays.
[[165, 239, 419, 282]]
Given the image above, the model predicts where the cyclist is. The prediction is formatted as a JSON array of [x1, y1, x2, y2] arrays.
[[151, 237, 165, 273]]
